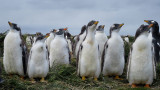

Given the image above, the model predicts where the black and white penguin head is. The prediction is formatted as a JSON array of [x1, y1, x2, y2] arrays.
[[50, 29, 56, 33], [144, 20, 158, 25], [110, 23, 124, 33], [56, 28, 67, 35], [96, 25, 105, 31], [135, 24, 153, 39], [8, 21, 21, 31], [87, 20, 99, 31], [80, 25, 87, 35], [50, 29, 57, 34], [35, 35, 45, 42], [144, 20, 159, 32]]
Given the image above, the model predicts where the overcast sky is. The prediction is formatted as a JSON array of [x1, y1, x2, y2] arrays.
[[0, 0, 159, 36]]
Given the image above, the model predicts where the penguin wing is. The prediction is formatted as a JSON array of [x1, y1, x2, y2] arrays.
[[21, 41, 28, 75], [77, 44, 83, 76], [98, 45, 101, 60], [126, 47, 132, 80], [101, 41, 108, 72], [46, 45, 49, 60], [65, 40, 71, 64], [152, 46, 156, 79]]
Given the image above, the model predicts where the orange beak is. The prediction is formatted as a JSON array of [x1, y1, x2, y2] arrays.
[[8, 21, 12, 26], [144, 20, 149, 23], [64, 28, 68, 31]]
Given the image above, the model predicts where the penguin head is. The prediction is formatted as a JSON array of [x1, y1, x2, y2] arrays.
[[8, 21, 21, 31], [110, 23, 124, 33], [53, 29, 57, 33], [144, 20, 159, 33], [50, 29, 57, 34], [87, 20, 99, 31], [135, 24, 153, 39], [80, 25, 87, 35], [144, 20, 158, 25], [35, 35, 45, 42], [96, 25, 105, 31], [56, 28, 67, 35]]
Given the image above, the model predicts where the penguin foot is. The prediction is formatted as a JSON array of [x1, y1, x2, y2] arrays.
[[20, 76, 24, 80], [131, 84, 137, 88], [114, 76, 120, 79], [40, 77, 47, 83], [82, 76, 86, 81], [31, 78, 36, 83], [94, 77, 98, 81], [144, 84, 150, 88]]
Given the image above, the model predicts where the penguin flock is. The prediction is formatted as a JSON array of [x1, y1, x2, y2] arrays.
[[2, 20, 160, 88]]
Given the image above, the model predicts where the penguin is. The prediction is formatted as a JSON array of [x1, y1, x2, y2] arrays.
[[144, 20, 160, 63], [95, 25, 108, 63], [77, 20, 100, 81], [127, 24, 156, 88], [3, 21, 28, 79], [124, 35, 129, 43], [28, 35, 49, 83], [49, 28, 70, 68], [101, 23, 124, 79], [45, 29, 56, 53], [64, 29, 73, 55], [75, 25, 87, 58]]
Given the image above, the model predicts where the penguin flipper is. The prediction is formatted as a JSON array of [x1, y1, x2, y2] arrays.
[[152, 46, 156, 79], [77, 44, 83, 76], [126, 47, 132, 80], [21, 42, 28, 75], [46, 45, 50, 66], [66, 41, 71, 64], [101, 41, 108, 72]]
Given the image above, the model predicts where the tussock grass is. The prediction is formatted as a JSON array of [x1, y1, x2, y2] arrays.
[[0, 36, 160, 89]]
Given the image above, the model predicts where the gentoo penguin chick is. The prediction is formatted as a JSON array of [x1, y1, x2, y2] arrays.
[[95, 25, 108, 64], [3, 21, 28, 79], [28, 35, 49, 83], [64, 29, 73, 55], [77, 20, 100, 81], [102, 23, 124, 79], [144, 20, 160, 63], [124, 35, 129, 43], [45, 29, 56, 53], [127, 24, 156, 88], [49, 28, 70, 68], [75, 25, 87, 58]]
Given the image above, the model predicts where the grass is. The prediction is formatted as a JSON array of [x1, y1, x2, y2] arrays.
[[0, 36, 160, 89], [1, 57, 160, 90]]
